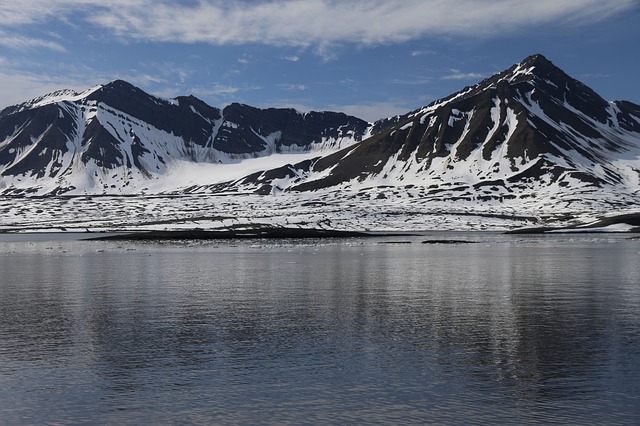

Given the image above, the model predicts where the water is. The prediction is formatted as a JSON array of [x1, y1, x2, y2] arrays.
[[1, 233, 639, 424]]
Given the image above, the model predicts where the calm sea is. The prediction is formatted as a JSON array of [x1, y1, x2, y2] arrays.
[[1, 233, 639, 424]]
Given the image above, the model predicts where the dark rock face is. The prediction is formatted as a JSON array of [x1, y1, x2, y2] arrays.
[[0, 104, 77, 178], [86, 80, 222, 147], [213, 103, 369, 154]]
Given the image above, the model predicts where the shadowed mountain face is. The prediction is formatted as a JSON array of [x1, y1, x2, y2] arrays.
[[1, 54, 639, 208]]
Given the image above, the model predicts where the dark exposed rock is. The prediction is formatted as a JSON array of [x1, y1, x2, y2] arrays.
[[213, 103, 369, 154], [421, 240, 477, 244], [88, 227, 374, 240]]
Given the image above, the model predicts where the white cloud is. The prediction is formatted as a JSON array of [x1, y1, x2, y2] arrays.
[[282, 55, 300, 62], [411, 50, 435, 57], [442, 70, 487, 81], [130, 74, 167, 86], [237, 54, 252, 64], [197, 84, 241, 96], [0, 0, 134, 26], [0, 31, 65, 52], [189, 83, 263, 99], [279, 84, 306, 91], [0, 1, 636, 50]]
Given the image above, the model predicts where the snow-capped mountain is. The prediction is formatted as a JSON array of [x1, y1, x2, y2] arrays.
[[0, 80, 369, 195], [1, 54, 640, 233], [220, 54, 640, 211]]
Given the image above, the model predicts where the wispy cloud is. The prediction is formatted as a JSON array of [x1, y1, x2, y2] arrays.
[[198, 84, 240, 96], [189, 83, 263, 99], [0, 0, 133, 26], [411, 50, 435, 57], [1, 1, 636, 52], [441, 70, 487, 80], [237, 54, 253, 65], [282, 55, 300, 62], [0, 31, 65, 52], [279, 84, 306, 91]]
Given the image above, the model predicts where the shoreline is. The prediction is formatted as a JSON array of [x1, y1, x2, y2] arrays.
[[3, 211, 640, 240], [505, 213, 640, 234], [86, 227, 421, 241]]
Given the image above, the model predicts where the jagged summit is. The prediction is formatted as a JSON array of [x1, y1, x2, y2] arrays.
[[483, 53, 559, 85], [98, 79, 136, 90], [506, 53, 558, 77], [501, 54, 610, 119], [520, 52, 551, 65], [493, 53, 567, 89]]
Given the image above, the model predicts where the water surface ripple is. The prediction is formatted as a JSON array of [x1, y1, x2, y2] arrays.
[[1, 233, 639, 424]]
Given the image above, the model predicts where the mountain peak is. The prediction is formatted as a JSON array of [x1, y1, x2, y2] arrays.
[[415, 54, 569, 113], [86, 79, 150, 102], [99, 79, 136, 91], [498, 53, 568, 86], [519, 53, 553, 68]]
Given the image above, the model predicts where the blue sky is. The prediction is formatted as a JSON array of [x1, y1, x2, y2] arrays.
[[1, 0, 639, 121]]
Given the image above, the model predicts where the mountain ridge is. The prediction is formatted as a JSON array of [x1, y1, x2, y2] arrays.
[[0, 80, 373, 195]]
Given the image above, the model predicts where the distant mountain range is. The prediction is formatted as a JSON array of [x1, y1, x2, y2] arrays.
[[1, 54, 639, 228]]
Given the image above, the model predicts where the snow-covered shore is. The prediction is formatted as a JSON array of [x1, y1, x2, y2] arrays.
[[2, 192, 639, 235]]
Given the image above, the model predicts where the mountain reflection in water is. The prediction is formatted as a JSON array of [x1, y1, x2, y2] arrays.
[[1, 233, 639, 424]]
